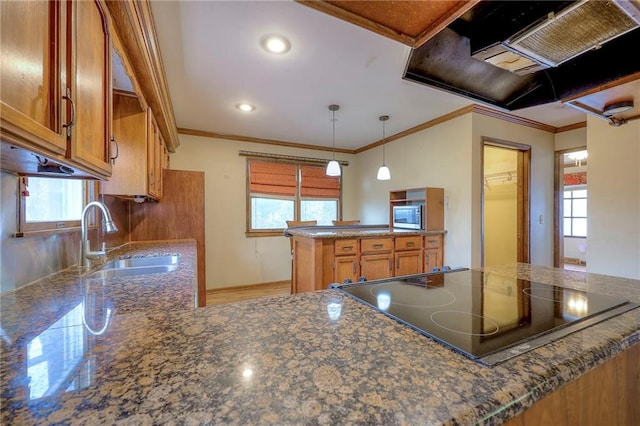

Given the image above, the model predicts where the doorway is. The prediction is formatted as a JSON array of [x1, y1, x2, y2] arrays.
[[482, 139, 530, 267], [554, 147, 588, 271]]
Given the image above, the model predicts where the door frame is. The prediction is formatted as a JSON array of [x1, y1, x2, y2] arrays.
[[481, 137, 531, 266], [553, 146, 587, 268]]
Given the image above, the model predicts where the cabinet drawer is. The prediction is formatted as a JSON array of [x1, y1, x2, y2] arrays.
[[395, 236, 423, 251], [424, 235, 442, 249], [361, 237, 393, 253], [335, 239, 358, 255]]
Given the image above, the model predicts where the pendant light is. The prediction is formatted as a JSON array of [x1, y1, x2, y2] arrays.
[[376, 115, 391, 181], [326, 104, 341, 176]]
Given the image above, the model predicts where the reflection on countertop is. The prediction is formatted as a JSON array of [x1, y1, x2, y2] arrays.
[[0, 240, 197, 421], [1, 253, 638, 425]]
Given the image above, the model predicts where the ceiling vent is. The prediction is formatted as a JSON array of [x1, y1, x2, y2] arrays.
[[506, 0, 640, 68]]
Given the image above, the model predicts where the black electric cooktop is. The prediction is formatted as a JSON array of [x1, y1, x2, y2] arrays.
[[333, 269, 639, 366]]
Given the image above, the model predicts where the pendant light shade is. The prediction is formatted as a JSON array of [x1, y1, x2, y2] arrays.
[[326, 104, 341, 176], [377, 115, 391, 181], [326, 160, 341, 176], [376, 165, 391, 180]]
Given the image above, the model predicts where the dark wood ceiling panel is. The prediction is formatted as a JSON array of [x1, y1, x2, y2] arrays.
[[297, 0, 479, 47]]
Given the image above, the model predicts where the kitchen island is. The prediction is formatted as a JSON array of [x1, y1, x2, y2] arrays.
[[286, 225, 447, 293], [1, 252, 638, 424]]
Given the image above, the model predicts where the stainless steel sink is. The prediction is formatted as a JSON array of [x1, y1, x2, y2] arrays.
[[90, 264, 178, 279], [102, 255, 180, 270]]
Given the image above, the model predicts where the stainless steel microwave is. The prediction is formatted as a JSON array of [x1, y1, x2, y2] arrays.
[[392, 205, 423, 230]]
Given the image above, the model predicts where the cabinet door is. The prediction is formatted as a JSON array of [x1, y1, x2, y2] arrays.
[[0, 0, 66, 155], [104, 94, 147, 195], [396, 250, 423, 276], [425, 248, 442, 272], [334, 255, 358, 284], [361, 253, 393, 281], [67, 0, 112, 178]]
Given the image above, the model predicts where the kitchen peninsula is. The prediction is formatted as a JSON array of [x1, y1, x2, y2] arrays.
[[1, 251, 639, 424], [286, 225, 446, 293]]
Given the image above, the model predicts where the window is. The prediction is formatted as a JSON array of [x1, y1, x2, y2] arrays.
[[563, 188, 587, 237], [19, 176, 88, 234], [247, 160, 341, 234]]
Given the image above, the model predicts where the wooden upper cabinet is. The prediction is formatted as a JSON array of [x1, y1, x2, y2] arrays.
[[65, 0, 112, 178], [0, 0, 112, 179], [0, 0, 66, 155], [103, 94, 165, 201]]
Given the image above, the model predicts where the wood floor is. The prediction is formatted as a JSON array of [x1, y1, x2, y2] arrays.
[[205, 281, 291, 306]]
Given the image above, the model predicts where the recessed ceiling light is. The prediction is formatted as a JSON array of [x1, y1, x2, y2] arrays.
[[260, 34, 291, 54], [236, 103, 255, 112]]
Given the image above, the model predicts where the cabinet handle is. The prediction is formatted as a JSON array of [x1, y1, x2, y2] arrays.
[[426, 254, 430, 263], [341, 245, 353, 251], [62, 88, 76, 137], [110, 138, 119, 165], [397, 258, 400, 269], [373, 244, 384, 249], [427, 239, 437, 244], [352, 261, 357, 274], [389, 259, 393, 270], [406, 242, 415, 247]]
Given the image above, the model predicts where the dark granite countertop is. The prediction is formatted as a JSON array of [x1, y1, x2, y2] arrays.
[[1, 255, 639, 425], [285, 224, 446, 239]]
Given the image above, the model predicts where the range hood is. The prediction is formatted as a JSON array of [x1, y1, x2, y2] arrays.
[[404, 0, 640, 111]]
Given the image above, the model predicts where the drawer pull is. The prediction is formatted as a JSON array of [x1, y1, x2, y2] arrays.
[[341, 245, 353, 251], [406, 242, 415, 247], [353, 262, 357, 274], [373, 244, 384, 249], [427, 239, 437, 244]]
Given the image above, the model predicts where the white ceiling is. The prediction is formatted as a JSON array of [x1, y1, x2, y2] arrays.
[[149, 1, 586, 152]]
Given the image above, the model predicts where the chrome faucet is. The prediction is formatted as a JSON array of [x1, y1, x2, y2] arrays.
[[80, 201, 119, 268]]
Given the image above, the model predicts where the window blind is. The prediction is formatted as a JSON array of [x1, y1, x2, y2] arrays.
[[300, 165, 340, 198], [249, 161, 296, 196]]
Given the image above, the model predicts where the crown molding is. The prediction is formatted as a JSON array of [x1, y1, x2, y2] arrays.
[[556, 122, 587, 133], [180, 104, 582, 154], [178, 128, 356, 155]]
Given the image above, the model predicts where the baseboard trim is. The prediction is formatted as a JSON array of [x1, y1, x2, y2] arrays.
[[206, 280, 291, 294]]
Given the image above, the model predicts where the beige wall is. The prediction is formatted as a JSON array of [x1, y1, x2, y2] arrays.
[[169, 134, 357, 289], [352, 114, 474, 268], [586, 116, 640, 279], [555, 127, 587, 151]]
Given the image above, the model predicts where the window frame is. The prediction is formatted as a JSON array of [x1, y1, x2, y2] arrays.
[[563, 187, 587, 238], [246, 159, 342, 236], [17, 175, 95, 236]]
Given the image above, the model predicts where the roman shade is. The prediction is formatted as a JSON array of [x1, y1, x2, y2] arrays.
[[300, 165, 340, 198], [249, 161, 296, 196]]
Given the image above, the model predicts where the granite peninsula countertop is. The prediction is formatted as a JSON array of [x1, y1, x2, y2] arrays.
[[1, 257, 639, 425], [285, 224, 446, 239]]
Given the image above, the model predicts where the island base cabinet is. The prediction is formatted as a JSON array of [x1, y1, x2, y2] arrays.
[[334, 255, 358, 284], [290, 233, 445, 293], [360, 253, 393, 281], [395, 250, 422, 276], [424, 234, 443, 271], [503, 343, 639, 426]]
